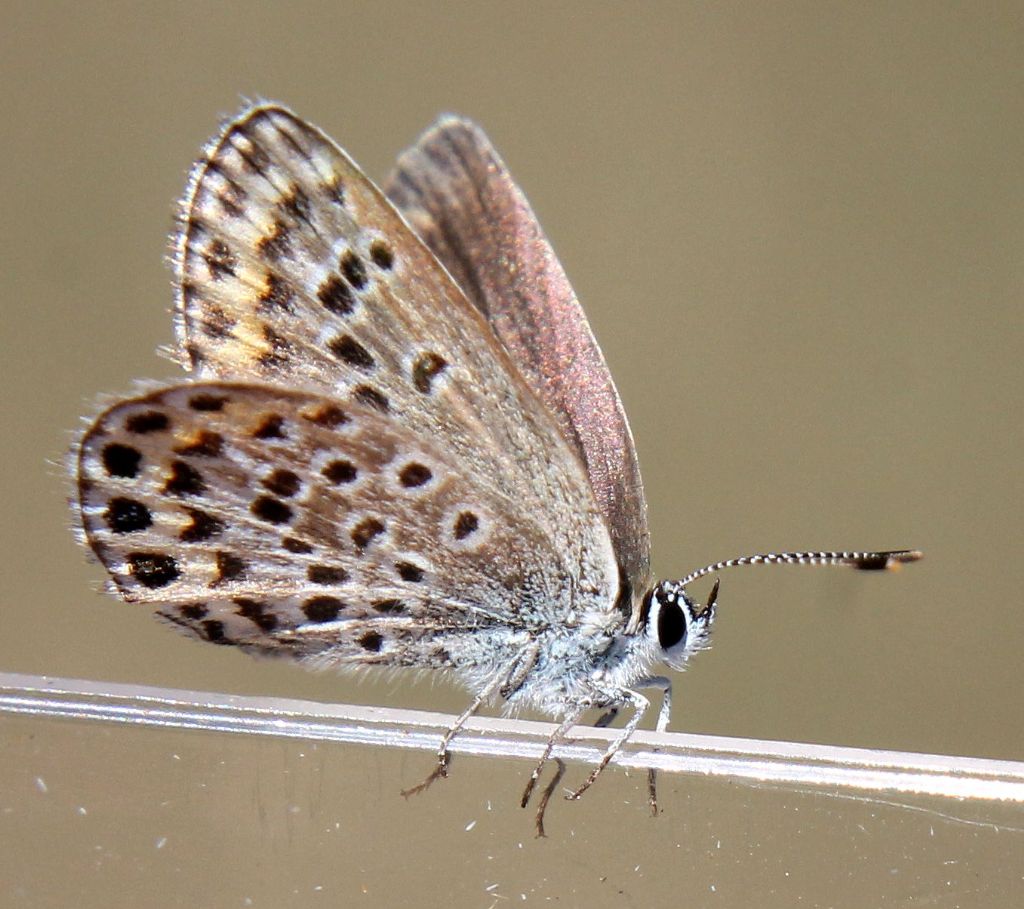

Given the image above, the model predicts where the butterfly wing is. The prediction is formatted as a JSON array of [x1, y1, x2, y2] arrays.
[[76, 382, 605, 673], [384, 117, 651, 596], [79, 103, 618, 655], [175, 105, 588, 539]]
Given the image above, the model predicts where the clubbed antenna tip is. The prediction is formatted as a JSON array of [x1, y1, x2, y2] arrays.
[[850, 550, 923, 571], [678, 549, 923, 588]]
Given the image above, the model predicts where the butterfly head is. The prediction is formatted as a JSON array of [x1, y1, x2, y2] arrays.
[[642, 578, 719, 671], [639, 549, 923, 671]]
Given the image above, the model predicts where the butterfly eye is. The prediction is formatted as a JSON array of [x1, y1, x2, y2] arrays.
[[647, 584, 711, 670], [657, 600, 687, 650]]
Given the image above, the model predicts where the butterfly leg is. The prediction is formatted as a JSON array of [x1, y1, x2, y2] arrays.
[[636, 676, 672, 815], [532, 757, 566, 838], [565, 688, 650, 801], [400, 670, 508, 799], [498, 641, 541, 700], [520, 707, 586, 810]]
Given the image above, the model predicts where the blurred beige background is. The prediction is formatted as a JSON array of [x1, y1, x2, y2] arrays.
[[2, 3, 1022, 907]]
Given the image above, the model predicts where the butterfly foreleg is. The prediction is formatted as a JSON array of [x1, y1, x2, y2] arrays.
[[636, 675, 672, 815], [566, 687, 652, 802]]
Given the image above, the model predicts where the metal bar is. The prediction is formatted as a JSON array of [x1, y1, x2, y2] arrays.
[[2, 672, 1021, 802]]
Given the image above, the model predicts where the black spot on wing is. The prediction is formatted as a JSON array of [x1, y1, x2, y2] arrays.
[[105, 498, 151, 534], [307, 565, 349, 584], [262, 469, 301, 497], [351, 517, 385, 550], [328, 335, 375, 370], [303, 596, 342, 623], [453, 511, 479, 540], [102, 444, 141, 478], [253, 415, 286, 440], [125, 411, 169, 434], [411, 352, 448, 394], [369, 240, 394, 270], [251, 495, 292, 525], [163, 461, 205, 497], [127, 552, 180, 589], [174, 431, 224, 458], [353, 385, 389, 412], [179, 507, 224, 543], [214, 551, 246, 584], [340, 250, 368, 289], [188, 393, 228, 412], [317, 275, 355, 316]]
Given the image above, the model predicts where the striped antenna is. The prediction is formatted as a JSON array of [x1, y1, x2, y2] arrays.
[[677, 550, 922, 588]]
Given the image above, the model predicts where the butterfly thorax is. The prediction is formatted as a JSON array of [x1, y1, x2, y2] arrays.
[[469, 607, 657, 717], [499, 581, 719, 716]]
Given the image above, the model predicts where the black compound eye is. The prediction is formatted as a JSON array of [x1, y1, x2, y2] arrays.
[[657, 600, 688, 651]]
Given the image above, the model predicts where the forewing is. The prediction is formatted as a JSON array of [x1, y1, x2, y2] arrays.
[[76, 383, 595, 664], [171, 103, 617, 623], [384, 117, 650, 593]]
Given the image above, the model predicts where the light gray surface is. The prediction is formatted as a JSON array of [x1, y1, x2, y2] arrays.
[[7, 673, 1022, 802], [2, 3, 1022, 906]]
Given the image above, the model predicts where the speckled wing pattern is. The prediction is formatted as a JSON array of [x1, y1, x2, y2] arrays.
[[385, 118, 651, 599], [75, 104, 617, 669]]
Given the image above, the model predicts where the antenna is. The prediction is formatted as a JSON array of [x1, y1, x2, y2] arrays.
[[677, 550, 922, 588]]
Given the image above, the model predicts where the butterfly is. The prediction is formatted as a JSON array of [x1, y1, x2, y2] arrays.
[[72, 102, 920, 833]]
